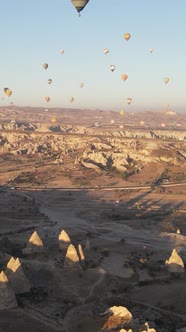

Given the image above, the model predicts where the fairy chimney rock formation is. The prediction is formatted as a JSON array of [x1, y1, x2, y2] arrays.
[[6, 257, 31, 294], [85, 238, 90, 250], [0, 271, 17, 310], [22, 230, 44, 255], [58, 229, 71, 250], [64, 244, 81, 269], [165, 248, 185, 273], [78, 244, 85, 261]]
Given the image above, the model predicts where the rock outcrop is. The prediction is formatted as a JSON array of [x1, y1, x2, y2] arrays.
[[165, 248, 185, 273], [0, 271, 17, 310], [5, 257, 31, 294], [58, 229, 71, 250], [22, 230, 44, 255], [64, 244, 81, 270]]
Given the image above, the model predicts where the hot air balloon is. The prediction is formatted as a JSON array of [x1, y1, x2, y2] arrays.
[[140, 120, 144, 126], [119, 125, 124, 129], [51, 117, 56, 124], [80, 82, 84, 88], [110, 65, 116, 72], [59, 50, 64, 55], [71, 0, 89, 13], [104, 48, 109, 55], [45, 96, 50, 102], [119, 110, 125, 116], [95, 121, 100, 127], [4, 88, 12, 97], [161, 122, 166, 127], [126, 97, 132, 105], [124, 33, 131, 41], [163, 77, 169, 84], [121, 74, 128, 81], [149, 48, 154, 53], [69, 96, 74, 103], [48, 79, 52, 85], [110, 119, 115, 125], [42, 63, 48, 70]]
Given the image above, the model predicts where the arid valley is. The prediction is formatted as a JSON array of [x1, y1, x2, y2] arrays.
[[0, 106, 186, 332]]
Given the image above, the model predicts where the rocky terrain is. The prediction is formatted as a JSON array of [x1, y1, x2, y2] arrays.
[[0, 107, 186, 331]]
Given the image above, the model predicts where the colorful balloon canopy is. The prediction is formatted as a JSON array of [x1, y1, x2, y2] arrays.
[[163, 77, 169, 84], [4, 88, 12, 97], [43, 63, 48, 70], [45, 96, 50, 102], [119, 110, 125, 116], [126, 97, 132, 105], [71, 0, 89, 13], [48, 79, 52, 85], [124, 33, 131, 41], [121, 74, 128, 81], [110, 65, 116, 72], [104, 48, 109, 55]]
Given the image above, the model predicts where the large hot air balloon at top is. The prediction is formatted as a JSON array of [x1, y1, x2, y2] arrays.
[[42, 63, 48, 70], [163, 77, 169, 84], [71, 0, 89, 13], [124, 33, 131, 41], [4, 88, 12, 97]]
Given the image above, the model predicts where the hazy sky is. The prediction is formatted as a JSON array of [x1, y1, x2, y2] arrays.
[[1, 0, 186, 113]]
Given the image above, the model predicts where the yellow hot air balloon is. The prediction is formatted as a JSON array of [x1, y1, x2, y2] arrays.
[[71, 0, 89, 13], [119, 110, 125, 116], [121, 74, 128, 81], [48, 79, 52, 84], [42, 63, 48, 70], [69, 96, 74, 103], [45, 96, 50, 102], [104, 48, 109, 55], [124, 33, 131, 41], [51, 117, 56, 124], [4, 88, 12, 97], [163, 77, 169, 84], [126, 97, 132, 105]]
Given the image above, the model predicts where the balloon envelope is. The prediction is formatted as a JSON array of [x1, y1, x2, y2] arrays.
[[121, 74, 128, 81], [119, 110, 125, 116], [80, 82, 84, 88], [45, 96, 50, 102], [43, 63, 48, 70], [51, 117, 56, 123], [71, 0, 89, 13], [104, 48, 109, 54], [69, 96, 74, 103], [163, 77, 169, 84], [59, 50, 64, 54], [126, 97, 132, 104], [110, 65, 116, 72], [4, 88, 12, 97], [124, 33, 131, 41], [48, 79, 52, 84]]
